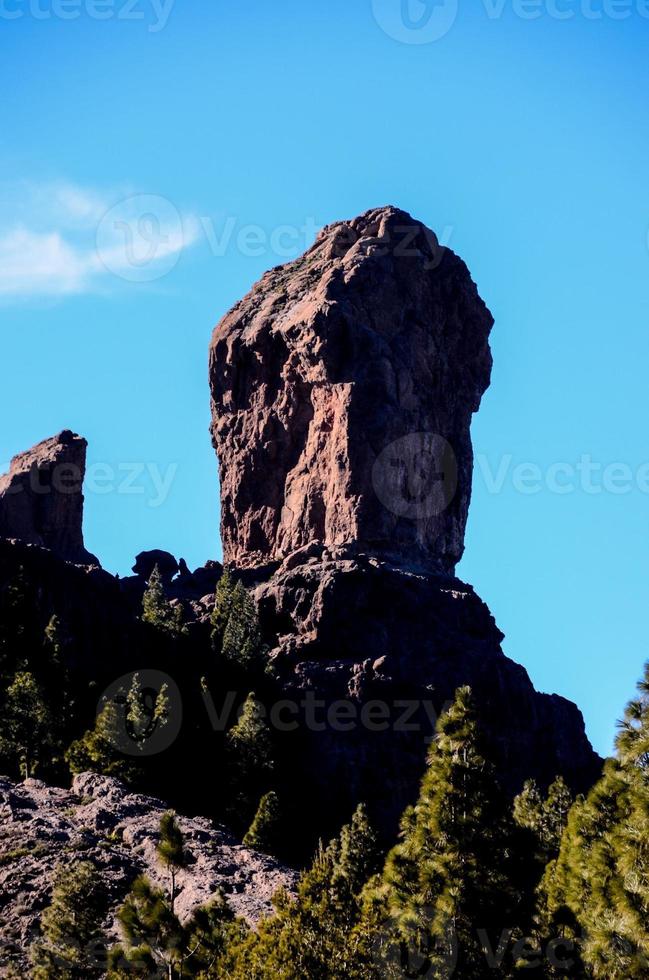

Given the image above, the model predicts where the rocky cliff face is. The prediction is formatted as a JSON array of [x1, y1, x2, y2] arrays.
[[210, 207, 600, 838], [0, 773, 297, 976], [0, 430, 97, 566], [210, 206, 493, 574], [254, 549, 599, 835]]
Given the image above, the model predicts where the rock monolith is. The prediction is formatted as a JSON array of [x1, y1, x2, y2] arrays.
[[0, 430, 97, 565]]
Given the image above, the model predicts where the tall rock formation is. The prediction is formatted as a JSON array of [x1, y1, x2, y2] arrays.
[[210, 206, 493, 574], [209, 207, 600, 838], [0, 430, 97, 565]]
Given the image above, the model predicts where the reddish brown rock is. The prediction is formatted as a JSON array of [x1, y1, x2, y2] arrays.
[[210, 206, 493, 573], [0, 430, 98, 565]]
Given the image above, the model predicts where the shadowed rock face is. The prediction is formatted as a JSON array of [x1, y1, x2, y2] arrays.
[[210, 206, 493, 573], [0, 430, 98, 565], [254, 549, 601, 838]]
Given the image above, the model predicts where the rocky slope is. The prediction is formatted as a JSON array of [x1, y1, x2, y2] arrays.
[[0, 772, 297, 975], [0, 430, 97, 566]]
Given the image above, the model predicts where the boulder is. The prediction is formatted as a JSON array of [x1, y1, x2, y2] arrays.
[[132, 549, 179, 583]]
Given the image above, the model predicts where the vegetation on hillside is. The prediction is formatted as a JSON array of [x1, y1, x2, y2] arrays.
[[3, 562, 649, 977]]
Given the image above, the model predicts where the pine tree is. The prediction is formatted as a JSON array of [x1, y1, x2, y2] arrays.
[[127, 673, 170, 749], [366, 686, 522, 979], [142, 565, 186, 636], [221, 581, 263, 669], [541, 777, 574, 856], [110, 811, 243, 980], [537, 764, 622, 978], [66, 674, 169, 781], [184, 894, 249, 977], [109, 890, 247, 980], [243, 791, 282, 855], [333, 803, 380, 901], [44, 613, 64, 664], [514, 776, 574, 861], [66, 699, 135, 780], [210, 568, 236, 649], [110, 875, 184, 980], [228, 803, 380, 979], [536, 661, 649, 978], [0, 670, 53, 779], [110, 813, 186, 979], [210, 571, 263, 669], [31, 860, 109, 979], [43, 613, 77, 745], [225, 693, 274, 830], [579, 660, 649, 976], [158, 811, 186, 915], [513, 779, 544, 838]]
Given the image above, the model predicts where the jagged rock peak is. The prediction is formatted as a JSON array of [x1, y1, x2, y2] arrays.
[[0, 429, 98, 566], [210, 205, 494, 573]]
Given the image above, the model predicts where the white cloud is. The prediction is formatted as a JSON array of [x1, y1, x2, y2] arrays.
[[0, 228, 87, 297], [0, 180, 200, 301], [49, 183, 109, 226]]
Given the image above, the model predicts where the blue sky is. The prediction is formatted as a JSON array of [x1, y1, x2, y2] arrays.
[[1, 0, 648, 757]]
